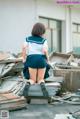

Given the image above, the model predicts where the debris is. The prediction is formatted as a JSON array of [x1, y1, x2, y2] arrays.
[[70, 109, 80, 119], [0, 51, 80, 110], [0, 52, 26, 110], [0, 93, 27, 110], [54, 114, 75, 119], [50, 91, 80, 105], [49, 52, 80, 91]]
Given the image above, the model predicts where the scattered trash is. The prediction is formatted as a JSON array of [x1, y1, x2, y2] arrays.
[[70, 109, 80, 119], [50, 91, 80, 105], [54, 114, 75, 119]]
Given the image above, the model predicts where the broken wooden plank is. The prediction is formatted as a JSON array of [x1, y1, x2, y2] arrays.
[[0, 93, 20, 101], [0, 99, 27, 110], [0, 58, 22, 64], [54, 68, 80, 91], [0, 93, 27, 110], [49, 52, 70, 64]]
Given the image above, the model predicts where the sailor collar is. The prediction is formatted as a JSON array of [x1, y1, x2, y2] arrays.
[[26, 36, 46, 44]]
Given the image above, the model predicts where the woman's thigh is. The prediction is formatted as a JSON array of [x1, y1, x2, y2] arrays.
[[37, 68, 46, 81], [28, 67, 37, 82]]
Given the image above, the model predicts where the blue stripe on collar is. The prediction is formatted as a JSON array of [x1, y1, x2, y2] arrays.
[[26, 36, 46, 44]]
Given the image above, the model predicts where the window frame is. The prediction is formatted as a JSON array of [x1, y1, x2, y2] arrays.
[[39, 16, 62, 52]]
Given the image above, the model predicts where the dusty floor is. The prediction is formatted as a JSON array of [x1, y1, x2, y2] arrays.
[[9, 99, 80, 119]]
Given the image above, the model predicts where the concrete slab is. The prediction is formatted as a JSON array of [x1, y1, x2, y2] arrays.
[[9, 103, 80, 119]]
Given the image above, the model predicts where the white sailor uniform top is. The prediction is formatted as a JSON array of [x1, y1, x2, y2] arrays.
[[24, 36, 48, 68], [23, 36, 50, 79]]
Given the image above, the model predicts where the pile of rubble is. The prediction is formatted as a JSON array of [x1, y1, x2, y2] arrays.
[[0, 51, 27, 110], [0, 51, 63, 110], [1, 51, 80, 111], [49, 52, 80, 91]]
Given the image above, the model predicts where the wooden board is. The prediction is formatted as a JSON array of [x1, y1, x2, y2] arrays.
[[0, 58, 22, 64], [0, 93, 27, 110], [49, 52, 70, 64], [54, 68, 80, 91]]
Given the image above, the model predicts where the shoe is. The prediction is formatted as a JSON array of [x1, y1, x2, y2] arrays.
[[23, 82, 30, 97], [40, 82, 49, 98]]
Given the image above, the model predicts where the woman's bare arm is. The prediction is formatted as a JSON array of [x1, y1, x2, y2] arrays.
[[43, 40, 49, 62], [22, 43, 27, 63]]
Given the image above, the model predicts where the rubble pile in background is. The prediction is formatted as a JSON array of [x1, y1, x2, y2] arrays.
[[0, 51, 27, 110], [0, 51, 80, 110], [0, 51, 63, 110], [49, 52, 80, 68], [49, 52, 80, 91]]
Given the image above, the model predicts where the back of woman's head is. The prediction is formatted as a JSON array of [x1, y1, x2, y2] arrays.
[[31, 22, 46, 36]]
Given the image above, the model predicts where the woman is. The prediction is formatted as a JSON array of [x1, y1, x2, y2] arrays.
[[22, 22, 49, 97]]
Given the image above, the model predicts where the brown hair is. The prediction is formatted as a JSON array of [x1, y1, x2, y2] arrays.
[[31, 22, 46, 36]]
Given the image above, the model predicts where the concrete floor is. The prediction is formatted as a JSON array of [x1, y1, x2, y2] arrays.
[[9, 99, 80, 119]]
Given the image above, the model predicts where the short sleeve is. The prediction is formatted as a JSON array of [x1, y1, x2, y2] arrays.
[[43, 40, 48, 52]]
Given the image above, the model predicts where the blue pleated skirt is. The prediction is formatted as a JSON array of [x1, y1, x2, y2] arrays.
[[23, 54, 51, 79], [24, 54, 47, 68]]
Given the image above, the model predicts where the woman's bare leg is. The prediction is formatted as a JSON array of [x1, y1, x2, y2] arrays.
[[28, 68, 37, 84], [37, 68, 46, 84]]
